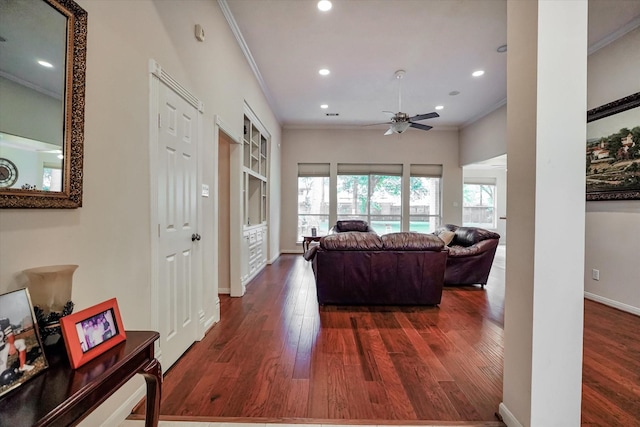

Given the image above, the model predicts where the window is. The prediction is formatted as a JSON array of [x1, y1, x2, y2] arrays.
[[42, 164, 62, 192], [463, 180, 496, 228], [297, 164, 329, 241], [409, 164, 442, 233], [337, 164, 402, 235]]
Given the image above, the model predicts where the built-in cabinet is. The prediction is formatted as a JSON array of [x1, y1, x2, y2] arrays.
[[241, 224, 268, 283], [241, 111, 268, 286]]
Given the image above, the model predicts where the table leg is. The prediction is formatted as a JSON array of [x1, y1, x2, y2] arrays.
[[141, 358, 162, 427]]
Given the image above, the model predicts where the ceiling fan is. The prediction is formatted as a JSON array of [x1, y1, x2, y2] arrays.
[[369, 70, 440, 135]]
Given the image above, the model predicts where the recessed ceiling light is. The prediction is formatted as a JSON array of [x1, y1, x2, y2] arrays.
[[435, 105, 444, 110], [320, 104, 329, 109], [318, 68, 330, 76], [317, 1, 332, 11], [472, 70, 485, 77], [449, 90, 460, 96], [497, 44, 507, 53], [38, 60, 53, 68]]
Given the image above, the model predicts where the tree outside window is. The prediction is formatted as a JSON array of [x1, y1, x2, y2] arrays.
[[337, 174, 401, 235]]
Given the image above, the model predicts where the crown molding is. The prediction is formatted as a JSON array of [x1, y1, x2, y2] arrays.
[[588, 14, 640, 55], [218, 0, 278, 119]]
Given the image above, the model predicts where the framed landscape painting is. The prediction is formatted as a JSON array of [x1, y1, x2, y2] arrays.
[[586, 92, 640, 201]]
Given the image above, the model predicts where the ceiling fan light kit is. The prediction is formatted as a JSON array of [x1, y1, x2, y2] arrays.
[[367, 69, 440, 135]]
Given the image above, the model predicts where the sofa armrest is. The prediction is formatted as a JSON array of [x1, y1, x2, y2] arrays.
[[303, 245, 319, 261], [448, 238, 499, 257]]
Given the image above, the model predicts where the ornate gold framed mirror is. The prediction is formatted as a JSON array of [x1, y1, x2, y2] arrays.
[[0, 0, 87, 208]]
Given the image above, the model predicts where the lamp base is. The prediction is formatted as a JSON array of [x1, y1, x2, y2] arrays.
[[33, 301, 74, 346]]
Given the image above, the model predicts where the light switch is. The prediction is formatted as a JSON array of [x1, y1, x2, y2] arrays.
[[201, 184, 209, 197]]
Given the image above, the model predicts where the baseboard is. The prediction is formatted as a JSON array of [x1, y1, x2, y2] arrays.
[[99, 384, 145, 427], [218, 287, 230, 294], [203, 314, 217, 332], [268, 252, 280, 264], [584, 292, 640, 316], [499, 402, 524, 427], [281, 249, 302, 254]]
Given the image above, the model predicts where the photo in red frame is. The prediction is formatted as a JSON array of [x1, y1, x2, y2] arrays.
[[60, 298, 126, 369]]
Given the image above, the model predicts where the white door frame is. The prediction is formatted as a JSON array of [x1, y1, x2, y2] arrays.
[[211, 115, 240, 316], [149, 59, 205, 361]]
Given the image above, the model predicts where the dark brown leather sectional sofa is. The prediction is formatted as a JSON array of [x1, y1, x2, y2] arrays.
[[434, 224, 501, 287], [304, 220, 501, 306], [305, 227, 448, 306]]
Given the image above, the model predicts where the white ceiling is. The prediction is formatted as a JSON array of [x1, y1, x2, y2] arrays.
[[224, 0, 640, 131], [0, 0, 67, 99]]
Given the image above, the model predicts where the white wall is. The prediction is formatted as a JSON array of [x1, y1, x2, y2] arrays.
[[0, 76, 64, 146], [584, 27, 640, 313], [459, 105, 507, 166], [280, 127, 461, 252], [0, 0, 281, 424], [459, 27, 640, 314]]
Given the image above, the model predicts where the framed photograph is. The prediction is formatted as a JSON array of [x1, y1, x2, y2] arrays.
[[586, 92, 640, 201], [0, 288, 48, 398], [60, 298, 126, 369]]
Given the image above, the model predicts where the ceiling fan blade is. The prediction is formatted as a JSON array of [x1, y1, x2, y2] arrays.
[[410, 112, 440, 121], [409, 122, 433, 131], [384, 127, 394, 135], [363, 121, 392, 127]]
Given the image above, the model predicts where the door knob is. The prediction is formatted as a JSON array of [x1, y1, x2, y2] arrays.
[[191, 233, 201, 242]]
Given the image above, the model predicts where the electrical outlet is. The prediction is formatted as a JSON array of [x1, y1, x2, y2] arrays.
[[592, 269, 600, 281]]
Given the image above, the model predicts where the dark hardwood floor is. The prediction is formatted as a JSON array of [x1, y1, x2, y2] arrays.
[[131, 247, 640, 426]]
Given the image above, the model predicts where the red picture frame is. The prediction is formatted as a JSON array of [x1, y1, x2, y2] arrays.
[[60, 298, 126, 369]]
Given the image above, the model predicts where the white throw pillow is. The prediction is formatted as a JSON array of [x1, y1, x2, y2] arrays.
[[438, 230, 456, 246]]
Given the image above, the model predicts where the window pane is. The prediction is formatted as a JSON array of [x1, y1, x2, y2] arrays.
[[369, 175, 401, 216], [298, 215, 329, 241], [337, 175, 368, 215], [409, 216, 441, 233], [370, 216, 401, 235], [42, 167, 62, 192], [410, 177, 440, 216], [463, 184, 496, 228], [298, 176, 329, 215]]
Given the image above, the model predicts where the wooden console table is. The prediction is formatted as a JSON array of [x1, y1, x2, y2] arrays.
[[0, 330, 161, 427]]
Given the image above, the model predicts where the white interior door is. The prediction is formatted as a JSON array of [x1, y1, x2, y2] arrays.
[[157, 80, 199, 368]]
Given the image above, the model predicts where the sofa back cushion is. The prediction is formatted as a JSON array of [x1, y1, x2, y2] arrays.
[[335, 220, 371, 232], [320, 231, 383, 250], [381, 232, 445, 251], [453, 226, 501, 247]]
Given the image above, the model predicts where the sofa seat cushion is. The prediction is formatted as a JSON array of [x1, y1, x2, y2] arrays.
[[381, 232, 445, 251], [320, 231, 383, 250]]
